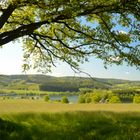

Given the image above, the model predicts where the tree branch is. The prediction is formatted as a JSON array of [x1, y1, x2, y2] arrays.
[[0, 4, 16, 29], [0, 20, 49, 45]]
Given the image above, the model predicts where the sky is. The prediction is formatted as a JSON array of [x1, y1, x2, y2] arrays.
[[0, 41, 140, 81]]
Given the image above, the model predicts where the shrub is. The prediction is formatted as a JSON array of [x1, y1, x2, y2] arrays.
[[61, 96, 69, 103], [31, 96, 34, 100], [85, 97, 92, 103], [92, 94, 101, 103], [133, 95, 140, 103], [108, 96, 121, 103], [78, 95, 85, 103], [44, 95, 50, 102]]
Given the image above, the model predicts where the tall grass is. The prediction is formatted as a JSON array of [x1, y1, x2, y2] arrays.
[[0, 111, 140, 140]]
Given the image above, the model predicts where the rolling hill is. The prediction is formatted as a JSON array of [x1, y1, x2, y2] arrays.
[[0, 75, 139, 92]]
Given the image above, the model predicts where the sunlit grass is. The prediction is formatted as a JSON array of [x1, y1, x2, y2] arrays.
[[1, 111, 140, 140], [0, 99, 140, 114], [1, 100, 140, 139]]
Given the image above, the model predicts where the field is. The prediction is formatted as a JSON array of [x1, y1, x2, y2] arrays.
[[0, 99, 140, 113], [0, 100, 140, 139]]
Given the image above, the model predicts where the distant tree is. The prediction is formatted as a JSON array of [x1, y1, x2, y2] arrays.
[[44, 95, 50, 102], [61, 96, 69, 103], [0, 0, 139, 72], [133, 95, 140, 103], [108, 96, 121, 103], [92, 93, 101, 103], [85, 97, 92, 103], [78, 95, 86, 103]]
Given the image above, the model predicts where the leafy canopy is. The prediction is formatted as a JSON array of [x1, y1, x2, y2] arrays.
[[0, 0, 140, 72]]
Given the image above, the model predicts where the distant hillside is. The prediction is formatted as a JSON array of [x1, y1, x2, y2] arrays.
[[0, 75, 139, 92]]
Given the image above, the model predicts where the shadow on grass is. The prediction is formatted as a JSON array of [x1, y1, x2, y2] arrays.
[[0, 111, 140, 140]]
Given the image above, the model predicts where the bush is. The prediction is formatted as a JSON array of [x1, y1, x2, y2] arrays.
[[92, 94, 101, 103], [85, 97, 92, 103], [133, 95, 140, 103], [78, 95, 85, 103], [108, 96, 121, 103], [61, 96, 69, 103], [44, 95, 50, 102], [31, 96, 34, 100]]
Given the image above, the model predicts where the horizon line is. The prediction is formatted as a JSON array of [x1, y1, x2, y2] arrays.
[[0, 73, 140, 81]]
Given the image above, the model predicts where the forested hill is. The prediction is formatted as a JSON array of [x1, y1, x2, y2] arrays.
[[0, 75, 139, 92]]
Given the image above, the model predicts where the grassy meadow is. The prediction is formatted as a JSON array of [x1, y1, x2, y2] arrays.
[[1, 99, 140, 113], [1, 111, 140, 140], [0, 100, 140, 139]]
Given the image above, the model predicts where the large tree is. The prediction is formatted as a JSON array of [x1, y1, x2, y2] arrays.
[[0, 0, 140, 73]]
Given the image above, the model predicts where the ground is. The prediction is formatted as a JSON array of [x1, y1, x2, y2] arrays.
[[0, 99, 140, 114]]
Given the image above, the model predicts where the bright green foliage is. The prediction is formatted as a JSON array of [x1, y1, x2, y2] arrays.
[[92, 93, 102, 103], [61, 96, 69, 103], [133, 95, 140, 103], [85, 97, 92, 103], [91, 90, 114, 103], [78, 90, 116, 103], [109, 96, 121, 103], [44, 95, 50, 102], [0, 0, 139, 72], [78, 95, 86, 103]]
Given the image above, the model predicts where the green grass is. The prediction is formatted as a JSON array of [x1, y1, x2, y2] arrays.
[[1, 100, 140, 139], [1, 100, 140, 113], [1, 111, 140, 140]]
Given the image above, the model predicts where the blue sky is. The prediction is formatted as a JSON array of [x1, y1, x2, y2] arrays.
[[0, 41, 140, 81]]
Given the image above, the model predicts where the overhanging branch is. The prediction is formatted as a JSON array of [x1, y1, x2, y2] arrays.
[[0, 3, 16, 29], [0, 20, 49, 45]]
